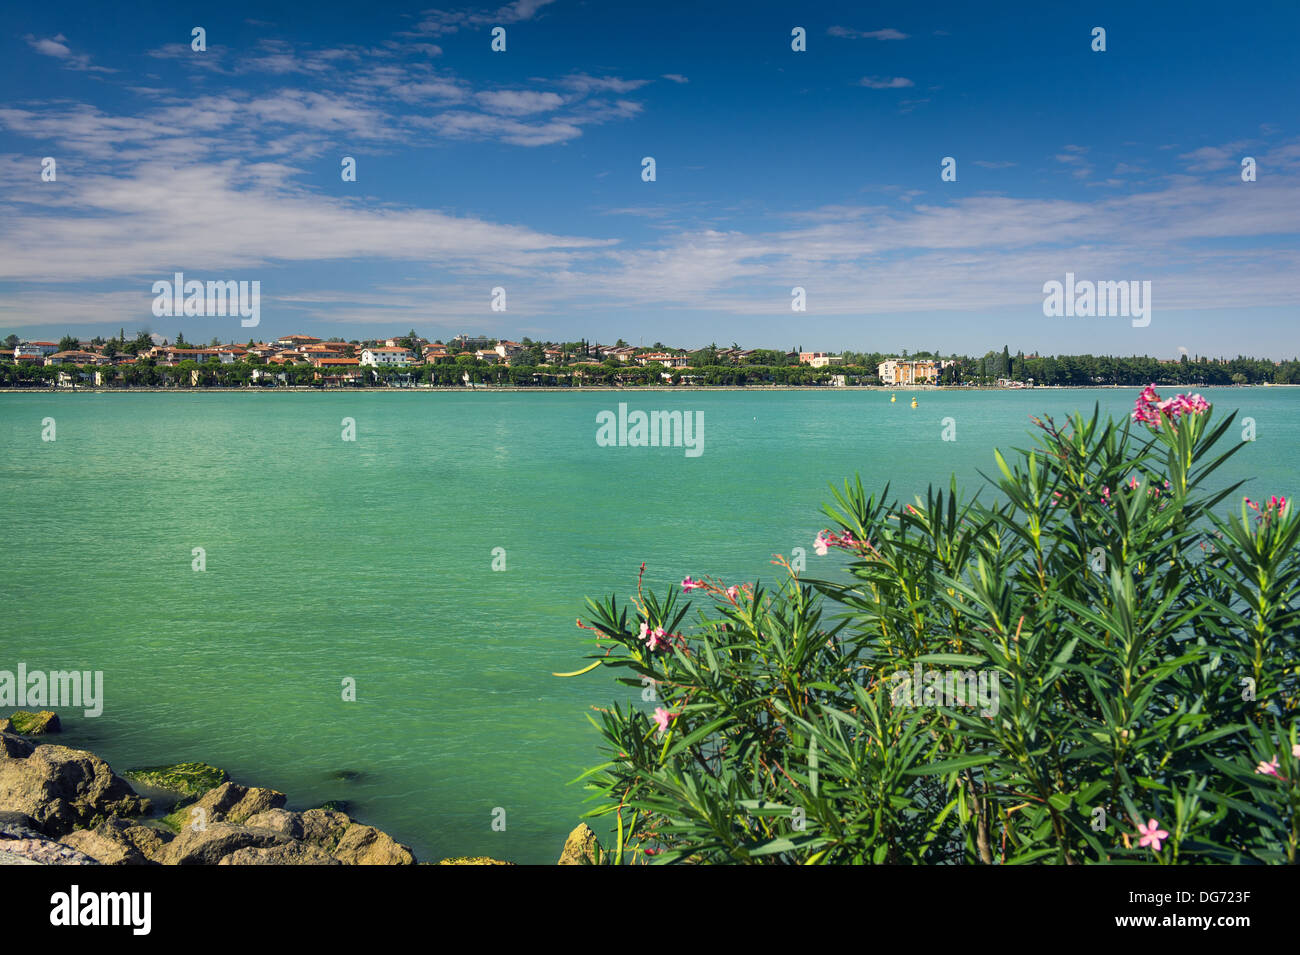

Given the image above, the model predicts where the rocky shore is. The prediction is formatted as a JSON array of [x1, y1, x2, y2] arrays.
[[0, 712, 601, 866]]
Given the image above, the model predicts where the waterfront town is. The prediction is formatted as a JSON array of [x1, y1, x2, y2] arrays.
[[2, 331, 1295, 388]]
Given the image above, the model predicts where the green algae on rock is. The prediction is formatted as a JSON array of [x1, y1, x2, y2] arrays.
[[6, 711, 62, 735], [436, 856, 516, 865], [122, 762, 228, 798]]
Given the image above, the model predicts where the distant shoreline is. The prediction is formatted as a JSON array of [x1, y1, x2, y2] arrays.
[[0, 384, 1289, 395]]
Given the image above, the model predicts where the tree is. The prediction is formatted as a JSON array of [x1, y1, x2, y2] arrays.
[[3, 334, 18, 349], [58, 335, 79, 352]]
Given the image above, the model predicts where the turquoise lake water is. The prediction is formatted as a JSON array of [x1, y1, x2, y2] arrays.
[[1, 387, 1296, 862]]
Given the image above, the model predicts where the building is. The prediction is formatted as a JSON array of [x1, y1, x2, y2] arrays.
[[360, 347, 413, 367], [799, 353, 844, 369], [45, 350, 108, 366], [877, 358, 954, 386], [636, 352, 689, 369], [14, 342, 59, 359], [309, 356, 360, 369]]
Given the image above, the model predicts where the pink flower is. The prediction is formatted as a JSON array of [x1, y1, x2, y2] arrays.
[[638, 622, 650, 641], [646, 627, 668, 651], [1137, 819, 1169, 852], [1132, 385, 1210, 428], [815, 529, 866, 554], [651, 706, 674, 734], [680, 576, 702, 591], [1256, 757, 1281, 777], [1248, 496, 1288, 523], [726, 585, 739, 601], [1292, 743, 1300, 759]]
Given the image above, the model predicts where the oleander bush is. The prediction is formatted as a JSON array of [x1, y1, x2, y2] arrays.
[[565, 388, 1300, 863]]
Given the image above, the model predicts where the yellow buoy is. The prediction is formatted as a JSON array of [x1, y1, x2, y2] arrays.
[[910, 396, 918, 408], [890, 393, 896, 403]]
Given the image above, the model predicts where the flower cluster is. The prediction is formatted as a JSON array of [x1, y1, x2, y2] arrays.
[[637, 622, 670, 651], [813, 529, 863, 556], [680, 575, 748, 605], [1131, 384, 1210, 427], [1100, 477, 1172, 507], [1254, 743, 1300, 780], [1245, 496, 1289, 523], [651, 706, 676, 734]]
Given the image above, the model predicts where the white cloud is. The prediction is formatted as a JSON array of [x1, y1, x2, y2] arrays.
[[24, 33, 112, 72], [859, 77, 914, 89], [476, 89, 565, 115], [828, 26, 909, 40], [401, 0, 558, 37]]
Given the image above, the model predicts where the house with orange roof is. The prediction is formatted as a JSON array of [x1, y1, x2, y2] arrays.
[[636, 351, 688, 369]]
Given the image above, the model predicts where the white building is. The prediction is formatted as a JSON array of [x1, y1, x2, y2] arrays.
[[15, 342, 59, 359], [360, 347, 413, 367]]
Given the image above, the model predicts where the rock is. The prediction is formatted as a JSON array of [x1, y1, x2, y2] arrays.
[[61, 829, 146, 865], [59, 818, 169, 865], [118, 823, 172, 863], [0, 809, 47, 839], [164, 781, 287, 832], [0, 848, 43, 865], [0, 741, 149, 835], [437, 856, 516, 865], [0, 732, 34, 759], [297, 809, 352, 852], [158, 822, 290, 866], [241, 809, 302, 840], [331, 824, 416, 865], [558, 823, 602, 865], [314, 799, 349, 813], [122, 762, 228, 798], [226, 787, 287, 823], [1, 837, 99, 865], [0, 719, 9, 734], [219, 842, 341, 865], [6, 711, 61, 735]]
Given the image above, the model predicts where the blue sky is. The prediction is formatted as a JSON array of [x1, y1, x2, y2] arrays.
[[2, 0, 1298, 356]]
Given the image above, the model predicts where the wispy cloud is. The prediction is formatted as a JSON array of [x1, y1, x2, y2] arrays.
[[828, 26, 909, 40], [859, 76, 914, 89], [401, 0, 558, 37], [24, 33, 113, 73], [1179, 142, 1250, 172], [1055, 144, 1093, 178]]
